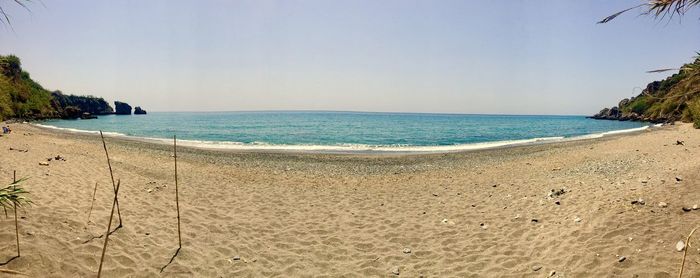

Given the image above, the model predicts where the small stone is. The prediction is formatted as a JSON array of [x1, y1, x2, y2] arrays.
[[640, 180, 648, 184], [391, 266, 400, 275], [675, 176, 683, 182], [39, 162, 49, 166], [618, 256, 626, 262], [658, 202, 668, 208], [233, 255, 241, 261], [682, 207, 692, 212], [574, 217, 582, 223], [147, 189, 153, 193], [403, 248, 411, 254], [676, 240, 686, 252], [532, 265, 542, 271], [531, 219, 539, 223], [432, 193, 439, 197], [693, 204, 698, 210], [549, 270, 556, 277], [554, 200, 561, 205]]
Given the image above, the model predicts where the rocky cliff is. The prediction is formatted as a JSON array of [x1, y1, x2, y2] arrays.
[[50, 91, 113, 119], [591, 57, 700, 127]]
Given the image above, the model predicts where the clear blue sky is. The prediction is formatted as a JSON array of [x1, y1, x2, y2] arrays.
[[1, 0, 699, 115]]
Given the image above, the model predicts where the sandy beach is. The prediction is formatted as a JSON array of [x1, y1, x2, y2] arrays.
[[0, 122, 699, 277]]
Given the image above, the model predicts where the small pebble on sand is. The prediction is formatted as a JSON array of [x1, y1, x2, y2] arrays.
[[676, 240, 686, 252], [391, 266, 400, 275]]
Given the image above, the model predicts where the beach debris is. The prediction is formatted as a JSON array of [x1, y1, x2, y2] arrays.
[[675, 176, 683, 182], [628, 237, 634, 242], [549, 270, 556, 277], [479, 223, 487, 229], [441, 219, 455, 225], [682, 207, 692, 212], [55, 155, 65, 161], [676, 240, 686, 252], [8, 147, 28, 152], [693, 204, 699, 210], [548, 188, 566, 198], [618, 256, 627, 263], [554, 200, 561, 205], [574, 217, 582, 223], [658, 202, 668, 208], [233, 255, 241, 261], [676, 140, 685, 146], [391, 266, 400, 275], [640, 179, 648, 184], [532, 265, 542, 271], [631, 198, 645, 205], [402, 247, 411, 254], [551, 167, 562, 171], [531, 218, 539, 223], [38, 161, 49, 166], [432, 193, 439, 197]]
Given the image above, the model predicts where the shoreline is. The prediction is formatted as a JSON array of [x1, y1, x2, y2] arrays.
[[30, 122, 658, 155]]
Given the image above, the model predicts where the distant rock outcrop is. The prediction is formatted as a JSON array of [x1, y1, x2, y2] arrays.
[[114, 101, 132, 115], [134, 106, 147, 115]]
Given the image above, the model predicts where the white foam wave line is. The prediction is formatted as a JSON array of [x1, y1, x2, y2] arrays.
[[32, 123, 656, 153]]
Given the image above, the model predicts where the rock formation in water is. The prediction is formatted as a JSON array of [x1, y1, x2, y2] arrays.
[[134, 106, 147, 115], [114, 101, 132, 115]]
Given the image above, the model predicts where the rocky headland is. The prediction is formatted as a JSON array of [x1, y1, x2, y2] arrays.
[[591, 57, 700, 127], [0, 55, 146, 120]]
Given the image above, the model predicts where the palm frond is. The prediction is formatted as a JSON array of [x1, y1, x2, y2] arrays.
[[599, 0, 700, 24], [0, 178, 32, 211]]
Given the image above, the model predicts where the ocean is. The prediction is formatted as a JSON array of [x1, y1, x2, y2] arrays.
[[37, 111, 649, 152]]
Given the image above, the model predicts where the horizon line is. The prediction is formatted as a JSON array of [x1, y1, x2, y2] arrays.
[[132, 109, 589, 117]]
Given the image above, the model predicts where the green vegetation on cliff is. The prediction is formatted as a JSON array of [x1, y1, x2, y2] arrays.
[[593, 56, 700, 126], [0, 55, 113, 121], [0, 55, 55, 120]]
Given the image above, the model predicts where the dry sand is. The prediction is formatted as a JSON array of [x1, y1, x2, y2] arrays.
[[0, 122, 699, 277]]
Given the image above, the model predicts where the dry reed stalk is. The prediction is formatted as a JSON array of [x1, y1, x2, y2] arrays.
[[679, 227, 698, 278], [99, 131, 122, 228], [160, 135, 182, 273], [12, 171, 20, 257], [12, 171, 19, 257], [174, 135, 181, 248], [97, 179, 120, 278], [86, 182, 98, 224]]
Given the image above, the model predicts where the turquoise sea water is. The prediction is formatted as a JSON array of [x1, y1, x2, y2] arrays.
[[39, 111, 648, 152]]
